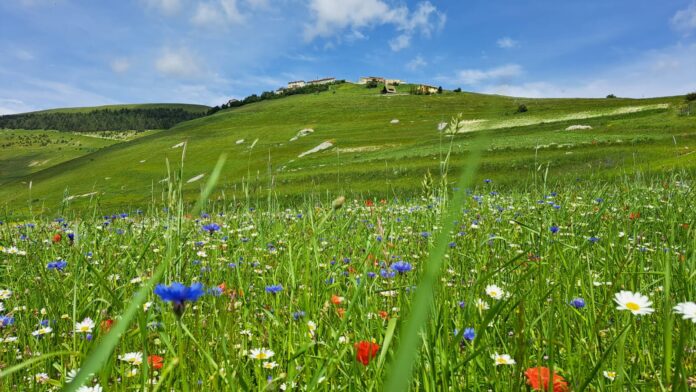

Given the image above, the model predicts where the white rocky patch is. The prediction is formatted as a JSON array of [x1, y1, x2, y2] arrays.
[[290, 128, 314, 142], [566, 125, 593, 131], [172, 142, 186, 149], [437, 122, 448, 131], [187, 174, 205, 183], [298, 141, 334, 158], [390, 119, 400, 124], [235, 139, 245, 144]]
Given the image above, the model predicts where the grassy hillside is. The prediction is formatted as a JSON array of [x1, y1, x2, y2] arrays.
[[0, 129, 162, 184], [1, 82, 694, 214]]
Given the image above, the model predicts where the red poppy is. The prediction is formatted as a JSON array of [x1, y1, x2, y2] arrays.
[[100, 319, 114, 332], [148, 355, 164, 370], [524, 367, 568, 392], [354, 340, 380, 366], [331, 295, 343, 305], [629, 212, 640, 220], [365, 199, 374, 207], [336, 308, 345, 318], [378, 310, 388, 320], [52, 234, 62, 243]]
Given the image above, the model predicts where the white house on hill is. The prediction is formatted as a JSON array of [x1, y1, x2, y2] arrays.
[[287, 80, 306, 89], [307, 77, 336, 86]]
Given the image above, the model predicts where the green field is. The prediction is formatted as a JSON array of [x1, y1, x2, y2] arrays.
[[0, 83, 694, 215], [0, 129, 162, 185]]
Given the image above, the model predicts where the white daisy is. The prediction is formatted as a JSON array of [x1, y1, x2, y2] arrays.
[[485, 284, 506, 300], [249, 348, 274, 360], [673, 301, 696, 323], [77, 384, 103, 392], [614, 291, 654, 315], [0, 289, 11, 300], [263, 361, 279, 369], [118, 352, 143, 366], [475, 298, 490, 311], [34, 373, 49, 384], [32, 326, 53, 337], [491, 353, 516, 366], [603, 370, 616, 381], [75, 317, 95, 333]]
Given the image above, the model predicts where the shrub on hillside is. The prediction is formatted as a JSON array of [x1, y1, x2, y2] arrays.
[[437, 86, 443, 94], [365, 80, 379, 89], [606, 94, 617, 98], [686, 92, 696, 102], [453, 88, 462, 93], [516, 104, 528, 113]]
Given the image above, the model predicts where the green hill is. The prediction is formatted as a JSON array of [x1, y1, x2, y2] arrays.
[[1, 83, 694, 214], [0, 103, 210, 132]]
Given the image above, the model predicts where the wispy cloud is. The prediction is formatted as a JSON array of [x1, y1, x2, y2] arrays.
[[154, 47, 202, 78], [406, 55, 427, 71], [439, 64, 523, 85], [192, 0, 245, 26], [496, 37, 518, 49], [304, 0, 445, 51], [110, 58, 131, 74], [141, 0, 182, 15], [671, 1, 696, 33]]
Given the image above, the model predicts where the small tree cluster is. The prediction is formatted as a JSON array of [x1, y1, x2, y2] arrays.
[[685, 92, 696, 102], [516, 104, 528, 113]]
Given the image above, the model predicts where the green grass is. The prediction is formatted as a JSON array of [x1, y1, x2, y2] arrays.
[[0, 170, 693, 391], [0, 129, 162, 185], [1, 83, 694, 215]]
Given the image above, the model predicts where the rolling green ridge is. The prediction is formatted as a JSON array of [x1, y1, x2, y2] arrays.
[[1, 82, 694, 215], [0, 103, 210, 132]]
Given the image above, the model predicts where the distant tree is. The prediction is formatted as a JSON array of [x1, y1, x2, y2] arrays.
[[381, 86, 388, 94], [453, 88, 462, 93], [437, 86, 443, 94], [606, 94, 617, 99], [686, 92, 696, 102], [516, 104, 528, 113], [366, 80, 379, 89]]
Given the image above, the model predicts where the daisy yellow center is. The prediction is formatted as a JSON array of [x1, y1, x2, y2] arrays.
[[626, 302, 640, 311], [256, 353, 268, 359], [79, 326, 89, 332], [495, 357, 506, 364]]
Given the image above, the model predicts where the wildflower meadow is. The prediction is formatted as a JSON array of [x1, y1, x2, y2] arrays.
[[0, 167, 693, 391]]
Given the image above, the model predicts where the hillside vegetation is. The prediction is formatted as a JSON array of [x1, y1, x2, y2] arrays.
[[0, 83, 694, 215], [0, 104, 209, 132]]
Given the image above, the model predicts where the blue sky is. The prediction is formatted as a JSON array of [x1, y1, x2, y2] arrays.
[[1, 0, 696, 113]]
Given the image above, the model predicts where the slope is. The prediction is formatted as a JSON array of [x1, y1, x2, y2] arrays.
[[1, 83, 694, 215]]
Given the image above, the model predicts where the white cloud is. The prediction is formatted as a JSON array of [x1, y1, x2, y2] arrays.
[[192, 0, 244, 26], [15, 49, 35, 61], [672, 1, 696, 32], [305, 0, 445, 50], [155, 47, 201, 78], [244, 0, 269, 9], [481, 43, 696, 98], [406, 55, 427, 71], [0, 98, 34, 115], [142, 0, 182, 15], [110, 58, 131, 74], [389, 34, 411, 51], [496, 37, 518, 49], [441, 64, 523, 85]]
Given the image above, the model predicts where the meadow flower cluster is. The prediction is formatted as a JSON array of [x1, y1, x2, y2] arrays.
[[0, 177, 693, 390]]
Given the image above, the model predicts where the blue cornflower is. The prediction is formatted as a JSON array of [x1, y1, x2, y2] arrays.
[[47, 260, 67, 271], [588, 236, 599, 243], [154, 282, 205, 316], [462, 328, 475, 342], [208, 286, 223, 296], [0, 315, 15, 327], [458, 301, 466, 309], [202, 223, 221, 234], [550, 225, 559, 234], [570, 298, 586, 309], [293, 311, 305, 320], [484, 179, 492, 183], [265, 284, 283, 294], [391, 261, 412, 274], [380, 269, 395, 279], [367, 272, 377, 279], [449, 241, 456, 248], [67, 233, 75, 241]]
